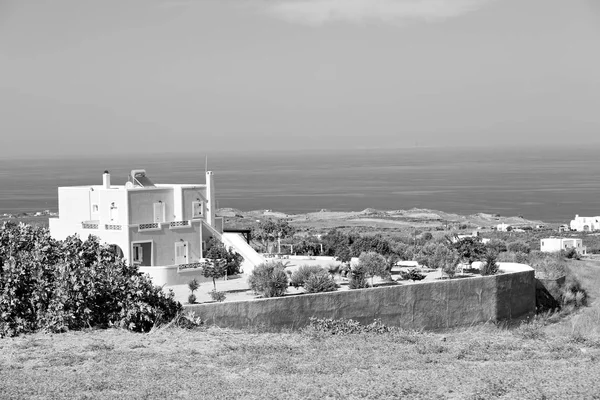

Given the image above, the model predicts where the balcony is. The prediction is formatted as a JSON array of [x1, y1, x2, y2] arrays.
[[82, 221, 99, 229]]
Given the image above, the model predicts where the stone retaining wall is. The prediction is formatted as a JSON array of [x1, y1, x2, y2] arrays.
[[186, 263, 535, 331]]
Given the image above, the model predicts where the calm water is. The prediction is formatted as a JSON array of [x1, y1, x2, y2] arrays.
[[1, 146, 599, 223]]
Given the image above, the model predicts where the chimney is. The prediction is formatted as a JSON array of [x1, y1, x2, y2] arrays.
[[206, 171, 215, 226], [103, 170, 111, 189]]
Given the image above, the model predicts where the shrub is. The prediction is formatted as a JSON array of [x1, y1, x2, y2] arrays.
[[290, 265, 326, 288], [507, 240, 531, 254], [209, 290, 226, 302], [188, 294, 197, 304], [304, 271, 338, 293], [561, 247, 580, 260], [561, 275, 587, 308], [348, 265, 369, 289], [0, 222, 182, 337], [399, 269, 426, 281], [248, 262, 288, 298], [480, 252, 499, 276]]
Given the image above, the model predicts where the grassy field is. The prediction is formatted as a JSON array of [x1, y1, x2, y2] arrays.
[[1, 260, 600, 399]]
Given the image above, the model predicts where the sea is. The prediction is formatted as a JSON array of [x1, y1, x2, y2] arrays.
[[1, 145, 599, 224]]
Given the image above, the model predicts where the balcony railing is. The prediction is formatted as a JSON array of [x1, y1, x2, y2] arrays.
[[105, 224, 122, 230], [169, 220, 190, 229], [82, 222, 99, 229], [138, 222, 161, 231]]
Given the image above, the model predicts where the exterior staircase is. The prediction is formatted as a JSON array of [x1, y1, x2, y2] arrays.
[[201, 221, 265, 274]]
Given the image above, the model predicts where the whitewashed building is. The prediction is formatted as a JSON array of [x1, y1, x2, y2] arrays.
[[540, 238, 586, 255], [569, 215, 600, 232], [49, 169, 264, 286]]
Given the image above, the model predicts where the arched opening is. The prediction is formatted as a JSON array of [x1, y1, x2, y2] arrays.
[[109, 244, 124, 259]]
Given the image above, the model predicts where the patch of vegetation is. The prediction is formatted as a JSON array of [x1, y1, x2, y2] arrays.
[[289, 265, 325, 288], [0, 222, 181, 337], [248, 262, 288, 298], [303, 272, 338, 293]]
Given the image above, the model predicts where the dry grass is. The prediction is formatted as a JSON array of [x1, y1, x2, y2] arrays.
[[1, 260, 599, 399]]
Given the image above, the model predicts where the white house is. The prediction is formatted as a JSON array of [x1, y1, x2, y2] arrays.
[[49, 169, 265, 286], [540, 237, 586, 255], [496, 223, 512, 232], [569, 215, 600, 232]]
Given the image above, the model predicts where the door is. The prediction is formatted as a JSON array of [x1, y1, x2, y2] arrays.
[[154, 202, 165, 223], [175, 241, 188, 265]]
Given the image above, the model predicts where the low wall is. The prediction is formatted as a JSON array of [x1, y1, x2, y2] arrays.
[[186, 263, 536, 331], [140, 266, 214, 286]]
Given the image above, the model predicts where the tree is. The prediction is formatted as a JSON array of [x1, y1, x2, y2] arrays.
[[204, 238, 243, 276], [357, 252, 390, 287], [202, 259, 228, 291], [350, 234, 393, 257], [451, 237, 486, 266], [252, 219, 295, 253], [486, 238, 507, 254], [187, 279, 200, 304]]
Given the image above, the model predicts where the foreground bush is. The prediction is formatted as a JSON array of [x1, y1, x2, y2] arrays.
[[0, 222, 181, 337], [248, 261, 288, 298], [290, 265, 326, 288], [304, 317, 394, 335], [303, 271, 338, 293]]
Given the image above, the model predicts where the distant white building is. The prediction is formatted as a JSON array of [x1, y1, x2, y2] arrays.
[[569, 215, 600, 232], [451, 231, 491, 244], [496, 223, 512, 232], [540, 238, 586, 255]]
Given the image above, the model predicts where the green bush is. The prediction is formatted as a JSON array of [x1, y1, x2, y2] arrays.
[[188, 294, 197, 304], [304, 271, 338, 293], [480, 252, 499, 276], [348, 265, 369, 289], [290, 265, 326, 288], [209, 290, 226, 302], [248, 262, 288, 298], [0, 222, 181, 337]]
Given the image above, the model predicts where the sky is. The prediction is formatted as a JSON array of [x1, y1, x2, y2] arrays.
[[1, 0, 599, 157]]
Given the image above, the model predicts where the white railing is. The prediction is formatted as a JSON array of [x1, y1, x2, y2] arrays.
[[105, 224, 122, 230]]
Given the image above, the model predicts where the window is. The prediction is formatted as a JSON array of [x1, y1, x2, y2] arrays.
[[132, 244, 143, 264], [92, 204, 99, 213], [192, 201, 204, 219], [109, 205, 119, 222]]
